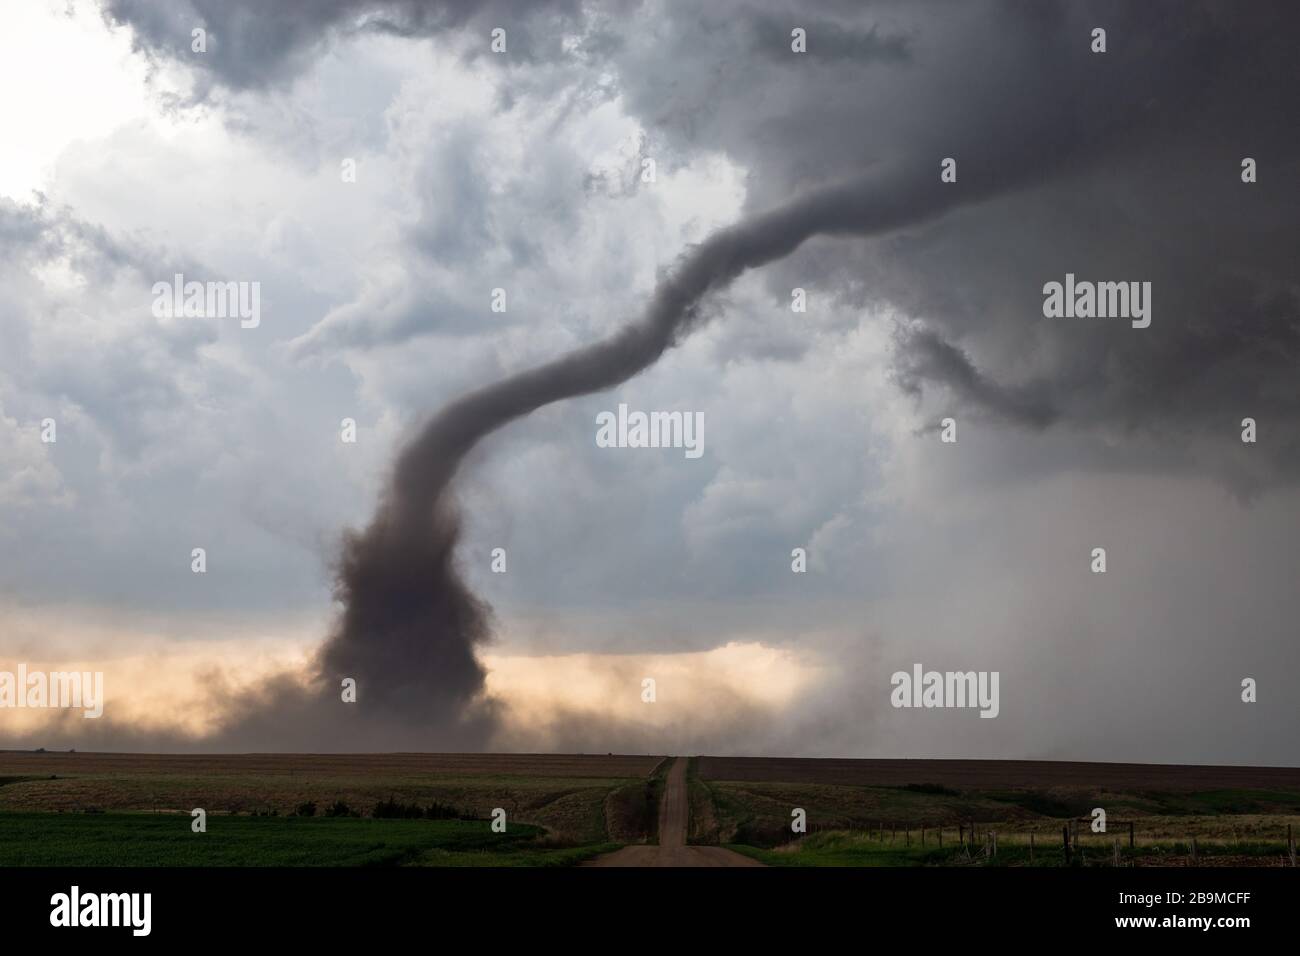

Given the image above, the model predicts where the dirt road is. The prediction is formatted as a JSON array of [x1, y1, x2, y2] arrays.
[[585, 757, 763, 867]]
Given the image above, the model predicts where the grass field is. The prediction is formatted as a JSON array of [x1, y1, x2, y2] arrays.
[[0, 811, 619, 867], [689, 757, 1300, 867], [0, 751, 663, 866], [726, 830, 1298, 868], [6, 752, 1299, 867], [0, 752, 664, 846]]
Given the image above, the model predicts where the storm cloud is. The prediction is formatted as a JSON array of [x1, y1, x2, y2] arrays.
[[2, 1, 1298, 760]]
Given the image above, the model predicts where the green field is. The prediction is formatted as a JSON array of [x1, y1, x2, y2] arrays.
[[0, 772, 641, 843], [6, 753, 1298, 868], [688, 759, 1300, 867], [0, 811, 619, 867], [729, 831, 942, 867], [0, 752, 667, 867], [727, 829, 1296, 868]]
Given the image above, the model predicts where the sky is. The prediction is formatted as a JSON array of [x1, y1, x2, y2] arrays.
[[1, 0, 1297, 763]]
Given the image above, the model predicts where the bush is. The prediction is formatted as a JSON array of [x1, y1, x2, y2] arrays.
[[372, 797, 423, 819], [904, 783, 960, 796], [294, 802, 317, 817], [371, 796, 475, 820], [324, 800, 360, 818], [425, 800, 475, 821]]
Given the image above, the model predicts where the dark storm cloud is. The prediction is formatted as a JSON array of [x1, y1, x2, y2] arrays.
[[339, 3, 1289, 756], [233, 160, 1010, 750], [65, 0, 1300, 758], [893, 325, 1058, 429], [598, 0, 1300, 484], [110, 0, 1299, 477], [255, 0, 1252, 743], [5, 157, 1032, 754], [99, 0, 584, 95], [748, 13, 912, 64]]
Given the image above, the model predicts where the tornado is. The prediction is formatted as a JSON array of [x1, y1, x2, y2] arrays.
[[309, 159, 1012, 746]]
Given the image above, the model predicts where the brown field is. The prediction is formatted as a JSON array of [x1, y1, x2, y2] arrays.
[[691, 757, 1300, 865], [695, 756, 1300, 791], [0, 751, 666, 844], [0, 751, 663, 779], [6, 752, 1299, 865]]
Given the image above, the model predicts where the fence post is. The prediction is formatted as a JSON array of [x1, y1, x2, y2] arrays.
[[958, 824, 964, 846], [1030, 831, 1034, 863], [938, 827, 942, 848], [1129, 821, 1135, 849], [1063, 825, 1071, 866]]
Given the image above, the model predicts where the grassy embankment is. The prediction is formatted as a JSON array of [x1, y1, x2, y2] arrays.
[[689, 771, 1300, 867], [0, 753, 666, 866]]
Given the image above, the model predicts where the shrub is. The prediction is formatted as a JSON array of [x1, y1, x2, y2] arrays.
[[904, 783, 960, 796], [371, 796, 475, 820]]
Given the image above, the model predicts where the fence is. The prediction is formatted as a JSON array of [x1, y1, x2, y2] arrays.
[[797, 820, 1298, 866]]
